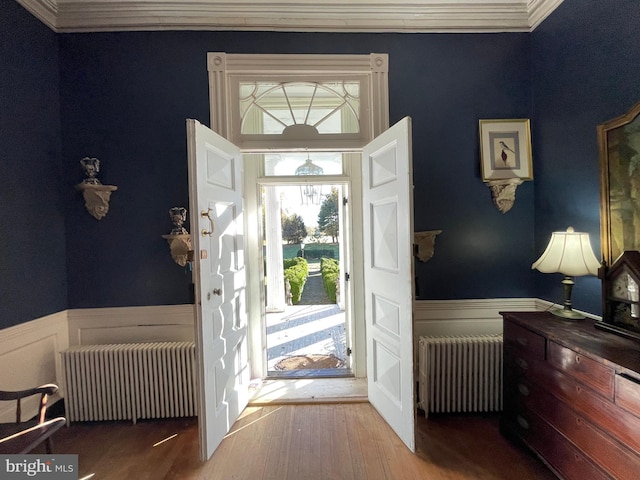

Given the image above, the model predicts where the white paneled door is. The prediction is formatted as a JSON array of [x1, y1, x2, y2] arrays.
[[362, 117, 415, 451], [186, 119, 250, 461]]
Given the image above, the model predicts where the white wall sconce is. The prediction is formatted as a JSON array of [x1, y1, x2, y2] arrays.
[[479, 119, 533, 213], [75, 157, 117, 220], [161, 207, 192, 267], [414, 230, 442, 262]]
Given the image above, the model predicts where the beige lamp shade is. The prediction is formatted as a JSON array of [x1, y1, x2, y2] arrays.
[[532, 227, 600, 276]]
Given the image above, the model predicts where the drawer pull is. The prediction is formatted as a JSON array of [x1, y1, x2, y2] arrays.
[[515, 358, 529, 370], [516, 415, 530, 430], [516, 336, 529, 347], [518, 384, 530, 396], [575, 355, 581, 364]]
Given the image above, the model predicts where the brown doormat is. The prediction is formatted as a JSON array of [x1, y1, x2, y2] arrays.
[[274, 354, 344, 370]]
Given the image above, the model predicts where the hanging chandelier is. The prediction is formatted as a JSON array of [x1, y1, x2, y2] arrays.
[[295, 156, 323, 205]]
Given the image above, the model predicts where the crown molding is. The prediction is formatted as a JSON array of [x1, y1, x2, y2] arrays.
[[17, 0, 563, 33]]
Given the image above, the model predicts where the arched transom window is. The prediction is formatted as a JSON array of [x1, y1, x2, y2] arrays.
[[239, 81, 360, 137], [207, 53, 389, 151]]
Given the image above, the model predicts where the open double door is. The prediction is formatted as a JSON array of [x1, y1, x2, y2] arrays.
[[186, 117, 415, 461]]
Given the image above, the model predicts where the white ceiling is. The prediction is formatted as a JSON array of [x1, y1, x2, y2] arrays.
[[18, 0, 563, 33]]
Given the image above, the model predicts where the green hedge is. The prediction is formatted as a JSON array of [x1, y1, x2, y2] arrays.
[[299, 244, 339, 260], [282, 243, 340, 260], [284, 257, 308, 304], [320, 258, 340, 303]]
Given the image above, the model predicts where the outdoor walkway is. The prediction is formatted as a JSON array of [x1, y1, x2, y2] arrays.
[[266, 261, 347, 373], [297, 261, 333, 305]]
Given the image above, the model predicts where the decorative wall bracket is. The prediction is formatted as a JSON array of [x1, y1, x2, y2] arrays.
[[76, 183, 118, 220], [485, 178, 523, 214], [162, 207, 192, 266], [414, 230, 442, 262], [76, 156, 117, 220], [161, 234, 193, 267]]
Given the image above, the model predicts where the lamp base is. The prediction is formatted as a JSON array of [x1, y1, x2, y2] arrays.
[[550, 307, 585, 320]]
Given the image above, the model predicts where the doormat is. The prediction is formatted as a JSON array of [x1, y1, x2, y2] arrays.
[[274, 354, 344, 370]]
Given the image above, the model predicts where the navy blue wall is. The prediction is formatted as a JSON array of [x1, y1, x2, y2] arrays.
[[532, 0, 640, 314], [0, 0, 65, 328], [11, 1, 636, 324], [58, 31, 534, 308]]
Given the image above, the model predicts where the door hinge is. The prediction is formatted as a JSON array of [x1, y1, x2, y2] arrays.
[[343, 196, 348, 206], [347, 348, 352, 356], [345, 272, 350, 281]]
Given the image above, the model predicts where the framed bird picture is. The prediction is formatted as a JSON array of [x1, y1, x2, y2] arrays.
[[479, 119, 533, 182]]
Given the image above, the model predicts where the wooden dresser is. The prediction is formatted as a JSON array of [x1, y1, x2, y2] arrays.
[[500, 311, 640, 480]]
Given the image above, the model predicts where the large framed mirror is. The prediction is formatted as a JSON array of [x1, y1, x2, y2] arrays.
[[598, 101, 640, 265]]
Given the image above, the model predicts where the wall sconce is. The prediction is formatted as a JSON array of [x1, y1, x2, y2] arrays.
[[161, 207, 192, 267], [75, 157, 117, 220], [414, 230, 442, 262], [532, 226, 601, 320]]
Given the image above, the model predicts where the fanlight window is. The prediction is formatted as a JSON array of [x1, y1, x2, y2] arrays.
[[208, 53, 387, 150], [239, 81, 360, 137]]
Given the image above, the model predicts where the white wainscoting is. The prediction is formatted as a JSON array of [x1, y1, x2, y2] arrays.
[[3, 299, 593, 423], [67, 304, 195, 346], [0, 311, 68, 423], [0, 304, 195, 423], [414, 298, 541, 338], [414, 298, 601, 338]]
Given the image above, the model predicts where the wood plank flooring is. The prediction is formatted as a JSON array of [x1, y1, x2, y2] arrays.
[[41, 404, 556, 480]]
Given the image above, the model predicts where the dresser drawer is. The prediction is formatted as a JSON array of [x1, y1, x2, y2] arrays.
[[504, 321, 545, 359], [616, 373, 640, 418], [548, 341, 614, 400], [539, 366, 640, 456], [503, 409, 610, 480], [504, 344, 543, 376], [528, 383, 640, 479]]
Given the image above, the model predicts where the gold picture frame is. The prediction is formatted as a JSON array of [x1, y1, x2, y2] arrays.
[[479, 119, 533, 182], [598, 101, 640, 265]]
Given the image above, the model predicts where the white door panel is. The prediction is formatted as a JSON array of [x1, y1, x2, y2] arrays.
[[187, 119, 249, 461], [362, 116, 415, 452]]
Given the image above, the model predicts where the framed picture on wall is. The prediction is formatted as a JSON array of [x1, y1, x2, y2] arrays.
[[598, 101, 640, 266], [479, 119, 533, 182]]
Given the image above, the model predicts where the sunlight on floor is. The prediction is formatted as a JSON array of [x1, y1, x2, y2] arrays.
[[248, 377, 367, 405], [153, 433, 178, 447]]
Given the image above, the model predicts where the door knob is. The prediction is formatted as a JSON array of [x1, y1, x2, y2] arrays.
[[213, 288, 222, 296]]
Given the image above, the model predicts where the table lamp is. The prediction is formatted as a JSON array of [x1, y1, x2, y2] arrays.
[[532, 226, 601, 319]]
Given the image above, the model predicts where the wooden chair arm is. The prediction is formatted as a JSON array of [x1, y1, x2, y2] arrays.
[[0, 417, 66, 454], [0, 384, 59, 401], [0, 384, 59, 423]]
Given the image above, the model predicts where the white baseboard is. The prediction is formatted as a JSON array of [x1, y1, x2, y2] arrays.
[[414, 298, 541, 337]]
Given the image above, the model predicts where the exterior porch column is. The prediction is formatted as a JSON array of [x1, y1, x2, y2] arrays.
[[265, 186, 285, 312]]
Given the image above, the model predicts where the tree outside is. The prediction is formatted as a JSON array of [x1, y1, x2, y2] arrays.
[[317, 187, 339, 242], [281, 213, 307, 244]]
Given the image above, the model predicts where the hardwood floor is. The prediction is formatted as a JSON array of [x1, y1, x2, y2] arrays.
[[41, 404, 556, 480]]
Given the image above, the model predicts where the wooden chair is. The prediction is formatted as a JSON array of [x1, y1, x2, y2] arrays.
[[0, 384, 66, 454]]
